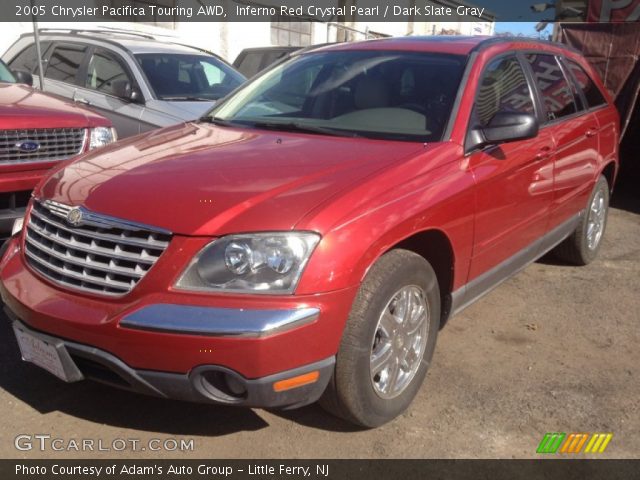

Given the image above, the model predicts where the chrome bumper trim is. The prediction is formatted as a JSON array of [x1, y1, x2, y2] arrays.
[[120, 304, 320, 338]]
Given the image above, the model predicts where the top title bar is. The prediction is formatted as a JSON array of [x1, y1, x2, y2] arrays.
[[5, 0, 640, 23]]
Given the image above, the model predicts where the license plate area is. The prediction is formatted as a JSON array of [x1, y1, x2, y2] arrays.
[[13, 323, 83, 382]]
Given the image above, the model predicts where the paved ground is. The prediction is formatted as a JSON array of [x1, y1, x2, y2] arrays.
[[1, 171, 638, 460]]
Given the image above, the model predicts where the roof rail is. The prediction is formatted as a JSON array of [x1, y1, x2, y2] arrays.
[[35, 28, 160, 41], [472, 36, 582, 55]]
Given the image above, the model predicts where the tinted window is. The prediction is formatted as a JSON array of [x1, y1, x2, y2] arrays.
[[211, 51, 466, 142], [526, 54, 577, 122], [236, 53, 264, 78], [8, 43, 49, 73], [566, 60, 607, 108], [474, 55, 535, 127], [45, 44, 86, 84], [136, 53, 245, 101], [86, 50, 131, 96], [0, 60, 16, 83]]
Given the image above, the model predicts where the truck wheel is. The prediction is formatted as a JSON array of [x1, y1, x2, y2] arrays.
[[320, 249, 440, 427], [554, 175, 610, 266]]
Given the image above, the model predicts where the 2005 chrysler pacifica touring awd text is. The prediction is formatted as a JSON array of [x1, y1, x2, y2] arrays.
[[0, 37, 619, 427]]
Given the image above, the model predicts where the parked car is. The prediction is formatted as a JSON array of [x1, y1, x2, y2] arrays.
[[2, 29, 246, 138], [233, 46, 301, 77], [0, 37, 619, 427], [0, 58, 115, 237]]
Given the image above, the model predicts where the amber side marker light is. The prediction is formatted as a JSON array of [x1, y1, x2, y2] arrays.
[[273, 371, 320, 392]]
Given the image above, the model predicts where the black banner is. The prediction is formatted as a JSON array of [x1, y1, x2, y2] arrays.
[[2, 460, 640, 480], [5, 0, 640, 23]]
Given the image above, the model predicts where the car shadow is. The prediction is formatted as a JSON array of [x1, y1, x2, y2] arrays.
[[0, 315, 355, 434], [0, 316, 271, 436]]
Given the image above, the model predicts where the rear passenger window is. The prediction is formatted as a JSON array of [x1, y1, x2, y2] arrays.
[[45, 44, 86, 84], [566, 60, 607, 109], [85, 50, 131, 96], [526, 54, 577, 122], [474, 55, 535, 127]]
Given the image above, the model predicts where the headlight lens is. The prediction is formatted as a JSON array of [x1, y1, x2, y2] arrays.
[[11, 217, 24, 237], [89, 127, 117, 150], [175, 232, 320, 294]]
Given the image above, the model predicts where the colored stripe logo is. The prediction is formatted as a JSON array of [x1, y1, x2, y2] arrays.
[[537, 433, 612, 454]]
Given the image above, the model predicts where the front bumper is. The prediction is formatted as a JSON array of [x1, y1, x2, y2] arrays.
[[8, 315, 334, 408], [0, 235, 358, 407]]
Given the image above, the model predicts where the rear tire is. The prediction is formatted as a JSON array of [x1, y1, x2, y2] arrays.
[[554, 175, 610, 266], [320, 249, 440, 428]]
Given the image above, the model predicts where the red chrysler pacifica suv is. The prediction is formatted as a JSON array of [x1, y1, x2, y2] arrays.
[[0, 37, 619, 427]]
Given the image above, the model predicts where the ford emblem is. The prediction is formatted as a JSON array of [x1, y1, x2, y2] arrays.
[[15, 140, 41, 153], [66, 208, 83, 227]]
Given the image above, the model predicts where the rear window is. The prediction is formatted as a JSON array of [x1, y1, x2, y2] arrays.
[[566, 60, 607, 109], [8, 43, 50, 73], [526, 54, 577, 122]]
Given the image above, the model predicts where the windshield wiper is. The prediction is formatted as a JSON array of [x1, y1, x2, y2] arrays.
[[249, 121, 361, 138], [199, 116, 242, 127], [163, 95, 214, 101]]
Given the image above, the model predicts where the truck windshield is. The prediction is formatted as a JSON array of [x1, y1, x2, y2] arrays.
[[208, 50, 466, 142], [0, 61, 16, 83], [136, 53, 245, 101]]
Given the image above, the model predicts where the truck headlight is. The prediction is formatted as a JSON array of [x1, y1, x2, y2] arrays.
[[175, 232, 320, 294], [89, 127, 117, 150], [11, 217, 24, 237]]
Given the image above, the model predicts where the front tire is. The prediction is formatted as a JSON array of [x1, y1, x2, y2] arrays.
[[320, 249, 440, 427], [554, 175, 610, 265]]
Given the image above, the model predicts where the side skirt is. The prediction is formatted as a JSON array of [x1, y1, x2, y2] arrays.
[[450, 211, 584, 317]]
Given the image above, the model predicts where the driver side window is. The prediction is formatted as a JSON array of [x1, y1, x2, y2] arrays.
[[86, 50, 131, 97], [474, 55, 535, 127]]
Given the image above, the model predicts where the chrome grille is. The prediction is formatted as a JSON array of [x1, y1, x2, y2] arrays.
[[25, 200, 171, 296], [0, 128, 87, 165]]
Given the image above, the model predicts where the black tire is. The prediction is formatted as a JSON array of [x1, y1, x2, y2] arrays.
[[553, 175, 610, 266], [320, 249, 440, 427]]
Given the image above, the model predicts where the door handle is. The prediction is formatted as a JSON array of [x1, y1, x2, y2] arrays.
[[535, 146, 552, 161], [585, 128, 598, 138]]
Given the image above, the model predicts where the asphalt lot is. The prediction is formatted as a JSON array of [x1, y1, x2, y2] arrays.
[[1, 168, 638, 459]]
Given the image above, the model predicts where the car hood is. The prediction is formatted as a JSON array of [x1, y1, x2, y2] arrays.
[[146, 99, 216, 122], [0, 83, 109, 129], [37, 122, 425, 236]]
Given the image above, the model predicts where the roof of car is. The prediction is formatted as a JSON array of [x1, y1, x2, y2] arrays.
[[26, 30, 213, 56], [310, 35, 577, 56]]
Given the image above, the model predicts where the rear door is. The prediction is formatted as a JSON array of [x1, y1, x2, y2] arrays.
[[524, 53, 600, 229], [466, 53, 556, 280], [42, 42, 88, 101], [74, 47, 146, 138]]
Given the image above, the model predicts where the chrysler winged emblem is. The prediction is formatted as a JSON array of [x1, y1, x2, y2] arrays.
[[66, 207, 83, 226]]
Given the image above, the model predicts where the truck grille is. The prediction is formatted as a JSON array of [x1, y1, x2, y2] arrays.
[[0, 128, 87, 165], [24, 200, 171, 296]]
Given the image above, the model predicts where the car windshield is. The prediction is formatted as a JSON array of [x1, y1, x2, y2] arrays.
[[0, 60, 16, 83], [136, 53, 245, 101], [208, 50, 467, 142]]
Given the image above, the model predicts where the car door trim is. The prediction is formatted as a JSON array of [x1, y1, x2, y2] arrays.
[[450, 211, 583, 316]]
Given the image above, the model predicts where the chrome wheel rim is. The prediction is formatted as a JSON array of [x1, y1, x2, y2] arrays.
[[586, 188, 606, 250], [370, 285, 429, 399]]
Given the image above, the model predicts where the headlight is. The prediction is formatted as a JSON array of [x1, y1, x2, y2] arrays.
[[89, 127, 117, 150], [175, 232, 320, 294], [11, 217, 24, 237]]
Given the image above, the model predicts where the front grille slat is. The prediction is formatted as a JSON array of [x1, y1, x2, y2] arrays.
[[0, 128, 86, 165], [25, 200, 172, 296]]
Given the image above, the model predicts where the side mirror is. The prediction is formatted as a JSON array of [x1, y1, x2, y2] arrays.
[[112, 79, 143, 103], [12, 69, 33, 86], [467, 112, 539, 151]]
